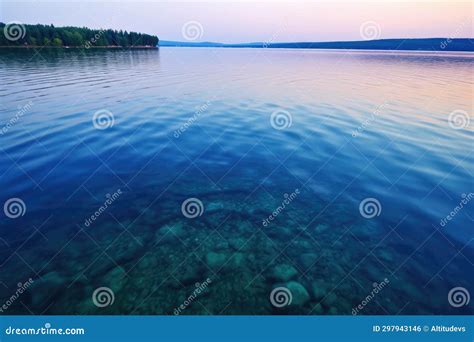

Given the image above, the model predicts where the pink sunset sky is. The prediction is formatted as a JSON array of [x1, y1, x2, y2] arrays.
[[1, 1, 473, 43]]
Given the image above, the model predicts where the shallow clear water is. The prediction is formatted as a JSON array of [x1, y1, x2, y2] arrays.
[[0, 48, 472, 315]]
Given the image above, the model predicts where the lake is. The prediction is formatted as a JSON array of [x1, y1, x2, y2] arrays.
[[0, 47, 472, 314]]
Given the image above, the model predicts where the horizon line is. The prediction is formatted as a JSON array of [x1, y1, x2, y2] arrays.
[[160, 37, 474, 44]]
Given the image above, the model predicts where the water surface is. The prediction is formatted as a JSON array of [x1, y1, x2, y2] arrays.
[[0, 48, 473, 314]]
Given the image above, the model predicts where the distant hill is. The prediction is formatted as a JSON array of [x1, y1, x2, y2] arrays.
[[160, 40, 226, 47], [160, 38, 474, 52]]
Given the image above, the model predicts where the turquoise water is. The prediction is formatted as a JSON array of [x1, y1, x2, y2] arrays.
[[0, 48, 472, 315]]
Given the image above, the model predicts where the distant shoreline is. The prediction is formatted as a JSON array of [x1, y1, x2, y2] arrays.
[[0, 23, 159, 48], [0, 45, 158, 49], [159, 38, 474, 52]]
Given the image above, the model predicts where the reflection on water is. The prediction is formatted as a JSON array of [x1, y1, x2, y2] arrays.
[[0, 48, 473, 314]]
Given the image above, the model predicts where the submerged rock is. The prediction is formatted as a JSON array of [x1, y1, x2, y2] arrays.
[[265, 226, 293, 240], [206, 202, 225, 211], [229, 237, 248, 251], [285, 281, 310, 306], [214, 240, 229, 250], [270, 264, 298, 282], [173, 263, 205, 286], [155, 222, 185, 244], [110, 236, 145, 265], [229, 252, 246, 268], [206, 252, 227, 269], [322, 292, 338, 307], [298, 253, 318, 270], [314, 223, 330, 233], [103, 267, 127, 292], [30, 271, 65, 307], [311, 280, 327, 300]]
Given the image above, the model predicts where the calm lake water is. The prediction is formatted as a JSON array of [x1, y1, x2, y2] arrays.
[[0, 47, 472, 315]]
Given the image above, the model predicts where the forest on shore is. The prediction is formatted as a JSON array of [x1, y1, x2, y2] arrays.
[[0, 23, 159, 47]]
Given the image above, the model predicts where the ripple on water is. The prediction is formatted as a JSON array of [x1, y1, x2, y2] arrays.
[[0, 48, 472, 315]]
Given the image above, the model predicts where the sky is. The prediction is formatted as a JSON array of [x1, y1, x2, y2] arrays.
[[1, 1, 473, 43]]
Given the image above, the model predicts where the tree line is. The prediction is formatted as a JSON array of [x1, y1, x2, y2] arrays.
[[0, 23, 159, 47]]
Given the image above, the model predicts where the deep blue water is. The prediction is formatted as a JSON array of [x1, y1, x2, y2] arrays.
[[0, 48, 472, 314]]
